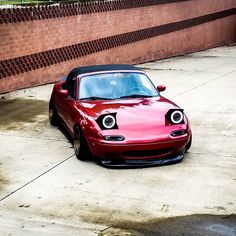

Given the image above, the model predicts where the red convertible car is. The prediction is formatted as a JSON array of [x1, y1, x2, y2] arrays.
[[49, 64, 192, 167]]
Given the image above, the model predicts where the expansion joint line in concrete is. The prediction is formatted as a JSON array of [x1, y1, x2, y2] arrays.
[[0, 154, 75, 202], [190, 152, 236, 159]]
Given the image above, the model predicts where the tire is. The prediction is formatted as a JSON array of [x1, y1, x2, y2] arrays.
[[74, 126, 90, 160], [185, 134, 192, 152], [49, 100, 59, 126]]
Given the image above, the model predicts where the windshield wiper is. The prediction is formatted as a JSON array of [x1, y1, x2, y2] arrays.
[[80, 96, 111, 101], [119, 94, 154, 99]]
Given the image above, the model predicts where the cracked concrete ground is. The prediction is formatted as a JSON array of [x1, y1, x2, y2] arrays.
[[0, 45, 236, 235]]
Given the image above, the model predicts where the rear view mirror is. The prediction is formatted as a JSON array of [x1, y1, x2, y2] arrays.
[[59, 89, 69, 96], [157, 84, 166, 92]]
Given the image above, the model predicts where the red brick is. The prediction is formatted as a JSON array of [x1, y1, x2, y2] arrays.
[[0, 1, 236, 93]]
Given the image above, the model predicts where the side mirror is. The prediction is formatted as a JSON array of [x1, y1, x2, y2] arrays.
[[157, 84, 166, 92], [59, 89, 69, 96]]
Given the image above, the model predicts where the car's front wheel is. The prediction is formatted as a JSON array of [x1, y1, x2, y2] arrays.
[[49, 100, 59, 126], [74, 126, 90, 160], [185, 134, 192, 152]]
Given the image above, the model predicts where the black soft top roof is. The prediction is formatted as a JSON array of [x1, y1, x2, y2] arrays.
[[68, 64, 141, 78]]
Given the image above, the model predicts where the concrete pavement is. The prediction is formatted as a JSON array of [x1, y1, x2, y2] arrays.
[[0, 45, 236, 235]]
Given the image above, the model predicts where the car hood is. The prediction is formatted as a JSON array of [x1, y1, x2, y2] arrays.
[[78, 96, 186, 141]]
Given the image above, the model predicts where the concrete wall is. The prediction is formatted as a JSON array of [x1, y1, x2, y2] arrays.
[[0, 0, 236, 93]]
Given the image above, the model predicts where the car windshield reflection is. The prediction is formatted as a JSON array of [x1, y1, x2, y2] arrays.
[[79, 72, 159, 101]]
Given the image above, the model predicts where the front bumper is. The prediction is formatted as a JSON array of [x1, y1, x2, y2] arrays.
[[88, 135, 189, 165]]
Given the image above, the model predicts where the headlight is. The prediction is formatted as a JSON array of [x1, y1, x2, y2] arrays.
[[102, 115, 116, 129], [96, 113, 118, 130], [171, 129, 187, 137], [170, 110, 183, 124], [103, 135, 125, 141], [165, 109, 184, 125]]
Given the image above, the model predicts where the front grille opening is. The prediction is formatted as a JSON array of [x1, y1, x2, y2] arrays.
[[122, 148, 172, 158]]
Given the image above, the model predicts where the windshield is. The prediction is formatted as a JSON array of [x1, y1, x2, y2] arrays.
[[79, 72, 159, 100]]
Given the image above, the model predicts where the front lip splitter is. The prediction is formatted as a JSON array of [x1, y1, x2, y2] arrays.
[[99, 152, 184, 168]]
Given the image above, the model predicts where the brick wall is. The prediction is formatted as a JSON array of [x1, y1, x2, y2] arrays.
[[0, 0, 236, 93]]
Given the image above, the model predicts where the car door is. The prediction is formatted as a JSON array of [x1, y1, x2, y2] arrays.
[[57, 76, 77, 134]]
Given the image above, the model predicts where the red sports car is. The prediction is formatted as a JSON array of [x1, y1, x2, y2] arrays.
[[49, 64, 192, 167]]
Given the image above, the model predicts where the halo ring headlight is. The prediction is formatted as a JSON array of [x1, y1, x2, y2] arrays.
[[170, 110, 183, 124], [102, 115, 116, 129]]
